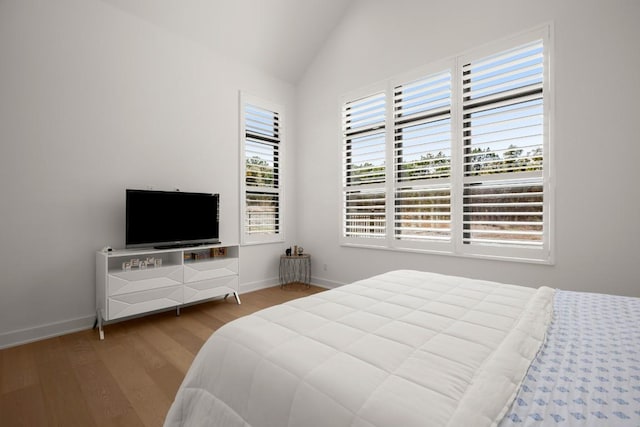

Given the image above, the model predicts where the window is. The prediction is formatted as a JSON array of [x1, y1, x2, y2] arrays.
[[343, 92, 387, 239], [240, 94, 284, 244], [341, 27, 552, 262], [461, 40, 545, 253], [393, 70, 453, 247]]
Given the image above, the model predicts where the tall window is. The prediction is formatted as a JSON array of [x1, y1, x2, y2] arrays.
[[342, 93, 386, 239], [240, 94, 284, 244], [461, 40, 545, 251], [341, 27, 552, 262], [393, 71, 452, 246]]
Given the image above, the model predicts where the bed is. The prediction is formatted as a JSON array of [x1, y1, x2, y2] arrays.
[[164, 270, 640, 427]]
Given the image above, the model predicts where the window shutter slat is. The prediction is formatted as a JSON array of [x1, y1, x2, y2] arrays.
[[343, 93, 386, 136], [462, 60, 543, 92], [393, 71, 452, 243], [243, 100, 282, 240], [343, 93, 387, 236], [245, 191, 280, 235], [344, 189, 386, 238], [343, 94, 387, 187], [394, 72, 452, 183], [463, 40, 544, 178], [461, 38, 545, 249], [394, 185, 451, 242], [462, 40, 543, 102], [463, 178, 543, 247], [245, 105, 280, 140]]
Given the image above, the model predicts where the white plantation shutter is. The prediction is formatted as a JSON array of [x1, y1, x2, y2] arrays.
[[344, 189, 386, 238], [241, 96, 284, 244], [461, 39, 546, 249], [463, 178, 543, 246], [395, 185, 451, 241], [342, 92, 387, 239], [340, 26, 551, 262], [393, 71, 452, 243]]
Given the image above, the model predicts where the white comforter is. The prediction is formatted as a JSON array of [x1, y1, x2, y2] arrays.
[[165, 270, 553, 427]]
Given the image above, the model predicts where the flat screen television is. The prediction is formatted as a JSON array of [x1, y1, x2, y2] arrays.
[[126, 189, 219, 249]]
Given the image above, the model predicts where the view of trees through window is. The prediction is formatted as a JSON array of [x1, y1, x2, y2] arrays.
[[347, 145, 543, 243], [245, 156, 279, 235], [243, 102, 281, 239], [342, 33, 548, 257]]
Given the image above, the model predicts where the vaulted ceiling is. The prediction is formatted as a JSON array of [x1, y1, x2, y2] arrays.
[[100, 0, 355, 84]]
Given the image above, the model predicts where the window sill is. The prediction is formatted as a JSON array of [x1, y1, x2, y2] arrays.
[[339, 241, 554, 265]]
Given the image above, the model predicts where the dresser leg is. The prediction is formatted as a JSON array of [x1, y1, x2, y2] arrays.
[[96, 309, 105, 340]]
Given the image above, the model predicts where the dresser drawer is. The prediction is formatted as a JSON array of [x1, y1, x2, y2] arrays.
[[183, 258, 239, 283], [108, 266, 183, 296], [108, 285, 182, 320], [183, 276, 239, 304]]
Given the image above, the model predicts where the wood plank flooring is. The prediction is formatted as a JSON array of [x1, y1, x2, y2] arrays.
[[0, 284, 325, 427]]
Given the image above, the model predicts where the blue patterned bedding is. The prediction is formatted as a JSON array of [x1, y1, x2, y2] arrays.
[[500, 290, 640, 426]]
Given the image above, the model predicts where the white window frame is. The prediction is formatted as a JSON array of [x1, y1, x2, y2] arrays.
[[340, 25, 553, 264], [240, 92, 285, 245], [390, 59, 456, 254], [341, 83, 388, 246]]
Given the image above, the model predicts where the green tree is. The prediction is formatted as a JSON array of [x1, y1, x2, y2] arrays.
[[246, 156, 274, 187]]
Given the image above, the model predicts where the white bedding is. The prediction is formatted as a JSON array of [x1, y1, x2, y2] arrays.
[[165, 270, 554, 427]]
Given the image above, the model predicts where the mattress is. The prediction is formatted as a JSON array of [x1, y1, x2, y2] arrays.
[[499, 290, 640, 426], [165, 270, 554, 427]]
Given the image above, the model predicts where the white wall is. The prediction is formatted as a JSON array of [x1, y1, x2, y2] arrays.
[[0, 0, 297, 347], [296, 0, 640, 297]]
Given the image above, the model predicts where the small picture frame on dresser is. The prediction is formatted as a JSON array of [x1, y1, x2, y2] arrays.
[[212, 247, 227, 257]]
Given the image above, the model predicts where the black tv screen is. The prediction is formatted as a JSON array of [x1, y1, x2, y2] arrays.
[[126, 189, 219, 248]]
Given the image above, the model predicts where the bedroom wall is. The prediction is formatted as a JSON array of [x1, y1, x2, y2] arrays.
[[296, 0, 640, 297], [0, 0, 297, 347]]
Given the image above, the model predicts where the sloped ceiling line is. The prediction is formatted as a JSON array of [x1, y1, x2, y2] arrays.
[[99, 0, 355, 83]]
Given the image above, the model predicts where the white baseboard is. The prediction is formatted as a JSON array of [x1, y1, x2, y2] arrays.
[[0, 315, 96, 350], [240, 276, 345, 293], [239, 276, 345, 293], [310, 276, 345, 289], [239, 277, 280, 294]]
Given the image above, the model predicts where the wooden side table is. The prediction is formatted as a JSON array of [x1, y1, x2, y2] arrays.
[[279, 254, 311, 288]]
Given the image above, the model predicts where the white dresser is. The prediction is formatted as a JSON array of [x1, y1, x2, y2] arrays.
[[96, 244, 239, 339]]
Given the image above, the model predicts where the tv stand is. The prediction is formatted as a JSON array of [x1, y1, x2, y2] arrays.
[[96, 244, 239, 340]]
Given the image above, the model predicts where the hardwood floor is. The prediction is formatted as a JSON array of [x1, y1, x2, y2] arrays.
[[0, 284, 325, 426]]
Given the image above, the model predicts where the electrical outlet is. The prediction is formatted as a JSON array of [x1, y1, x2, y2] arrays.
[[323, 263, 328, 271]]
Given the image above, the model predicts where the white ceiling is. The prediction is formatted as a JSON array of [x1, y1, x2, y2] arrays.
[[100, 0, 355, 84]]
